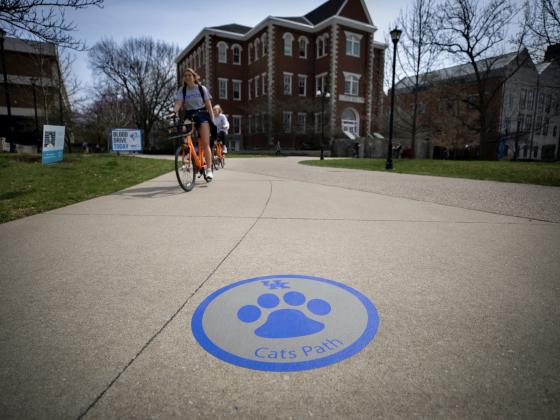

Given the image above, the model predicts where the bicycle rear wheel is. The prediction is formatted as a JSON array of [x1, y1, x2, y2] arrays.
[[175, 144, 195, 191]]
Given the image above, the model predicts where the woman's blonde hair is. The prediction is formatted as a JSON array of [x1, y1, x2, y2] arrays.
[[183, 68, 200, 84], [213, 105, 222, 114]]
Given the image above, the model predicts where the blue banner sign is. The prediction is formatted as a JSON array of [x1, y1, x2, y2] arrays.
[[42, 125, 65, 165]]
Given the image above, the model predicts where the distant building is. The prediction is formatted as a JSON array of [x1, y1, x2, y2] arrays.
[[0, 36, 70, 152], [175, 0, 386, 151], [390, 47, 560, 160]]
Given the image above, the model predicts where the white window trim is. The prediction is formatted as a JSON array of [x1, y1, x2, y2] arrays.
[[217, 41, 229, 64], [343, 71, 361, 96], [248, 78, 252, 100], [262, 72, 267, 95], [283, 32, 294, 56], [316, 34, 329, 58], [254, 38, 260, 61], [255, 75, 260, 98], [315, 72, 328, 93], [283, 72, 293, 95], [232, 79, 242, 101], [261, 34, 268, 56], [345, 31, 362, 57], [218, 78, 228, 99], [298, 74, 308, 97], [298, 36, 309, 59], [232, 44, 242, 65]]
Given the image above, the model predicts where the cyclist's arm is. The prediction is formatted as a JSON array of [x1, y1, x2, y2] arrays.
[[205, 99, 213, 118], [173, 100, 183, 114]]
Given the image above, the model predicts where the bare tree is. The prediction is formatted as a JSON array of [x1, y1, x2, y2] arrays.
[[521, 0, 560, 60], [433, 0, 525, 159], [395, 0, 439, 158], [0, 0, 103, 49], [89, 37, 179, 150]]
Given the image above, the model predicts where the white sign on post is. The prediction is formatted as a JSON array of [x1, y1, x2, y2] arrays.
[[110, 129, 142, 153], [42, 125, 65, 165]]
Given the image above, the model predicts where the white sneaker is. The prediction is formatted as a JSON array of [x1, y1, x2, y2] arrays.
[[206, 169, 213, 181]]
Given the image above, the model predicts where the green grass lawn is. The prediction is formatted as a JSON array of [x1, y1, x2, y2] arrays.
[[300, 158, 560, 186], [0, 153, 172, 223]]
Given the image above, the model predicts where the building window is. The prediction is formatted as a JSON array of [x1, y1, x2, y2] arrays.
[[232, 44, 241, 65], [255, 113, 261, 132], [525, 115, 532, 132], [283, 72, 293, 95], [536, 116, 543, 135], [262, 33, 268, 56], [283, 33, 294, 56], [519, 89, 527, 110], [545, 94, 551, 113], [254, 38, 260, 60], [248, 79, 252, 100], [543, 117, 550, 136], [527, 90, 535, 111], [298, 75, 307, 96], [218, 78, 228, 99], [314, 112, 322, 133], [341, 108, 359, 135], [232, 80, 241, 101], [217, 42, 228, 63], [345, 32, 362, 57], [283, 111, 293, 132], [298, 36, 308, 58], [538, 92, 544, 113], [315, 73, 328, 94], [316, 34, 328, 58], [232, 115, 241, 135], [262, 73, 267, 95], [255, 75, 260, 97], [297, 112, 306, 133], [343, 72, 360, 96], [248, 43, 253, 65], [553, 126, 557, 137]]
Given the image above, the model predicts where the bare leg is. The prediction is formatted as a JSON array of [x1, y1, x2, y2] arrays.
[[199, 123, 213, 173]]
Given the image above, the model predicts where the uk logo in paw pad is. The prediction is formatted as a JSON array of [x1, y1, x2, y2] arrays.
[[191, 275, 379, 371]]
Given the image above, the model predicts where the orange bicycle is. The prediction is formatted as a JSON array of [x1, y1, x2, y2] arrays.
[[170, 118, 211, 192], [213, 141, 225, 169]]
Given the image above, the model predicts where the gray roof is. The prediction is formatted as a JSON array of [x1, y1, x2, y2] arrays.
[[394, 51, 523, 92], [209, 24, 252, 35], [304, 0, 346, 25], [276, 16, 311, 25]]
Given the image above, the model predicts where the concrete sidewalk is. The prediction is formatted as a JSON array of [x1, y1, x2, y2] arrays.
[[1, 157, 559, 419]]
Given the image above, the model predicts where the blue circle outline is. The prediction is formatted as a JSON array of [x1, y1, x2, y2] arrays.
[[191, 274, 380, 372]]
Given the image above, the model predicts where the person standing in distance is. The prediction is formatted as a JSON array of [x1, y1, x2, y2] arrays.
[[174, 68, 215, 180]]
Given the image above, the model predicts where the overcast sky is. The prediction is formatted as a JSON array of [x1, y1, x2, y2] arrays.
[[64, 0, 411, 89]]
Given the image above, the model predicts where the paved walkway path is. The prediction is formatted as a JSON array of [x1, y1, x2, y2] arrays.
[[1, 157, 559, 419]]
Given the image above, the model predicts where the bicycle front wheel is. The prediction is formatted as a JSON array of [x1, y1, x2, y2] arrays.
[[175, 145, 195, 192]]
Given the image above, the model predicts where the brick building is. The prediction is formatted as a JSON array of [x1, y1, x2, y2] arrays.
[[390, 47, 560, 160], [175, 0, 386, 151], [0, 35, 69, 152]]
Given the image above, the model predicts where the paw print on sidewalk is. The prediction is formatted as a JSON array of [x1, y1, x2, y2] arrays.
[[237, 291, 331, 338]]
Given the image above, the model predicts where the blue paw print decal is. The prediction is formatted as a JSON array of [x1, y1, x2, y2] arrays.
[[237, 292, 332, 338], [191, 275, 379, 372]]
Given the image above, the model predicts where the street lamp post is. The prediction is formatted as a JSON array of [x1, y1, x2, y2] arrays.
[[316, 89, 330, 160], [386, 27, 402, 170], [0, 28, 16, 153]]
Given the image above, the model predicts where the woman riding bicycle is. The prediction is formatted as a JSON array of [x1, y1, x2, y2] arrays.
[[212, 105, 229, 148], [173, 68, 215, 180]]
